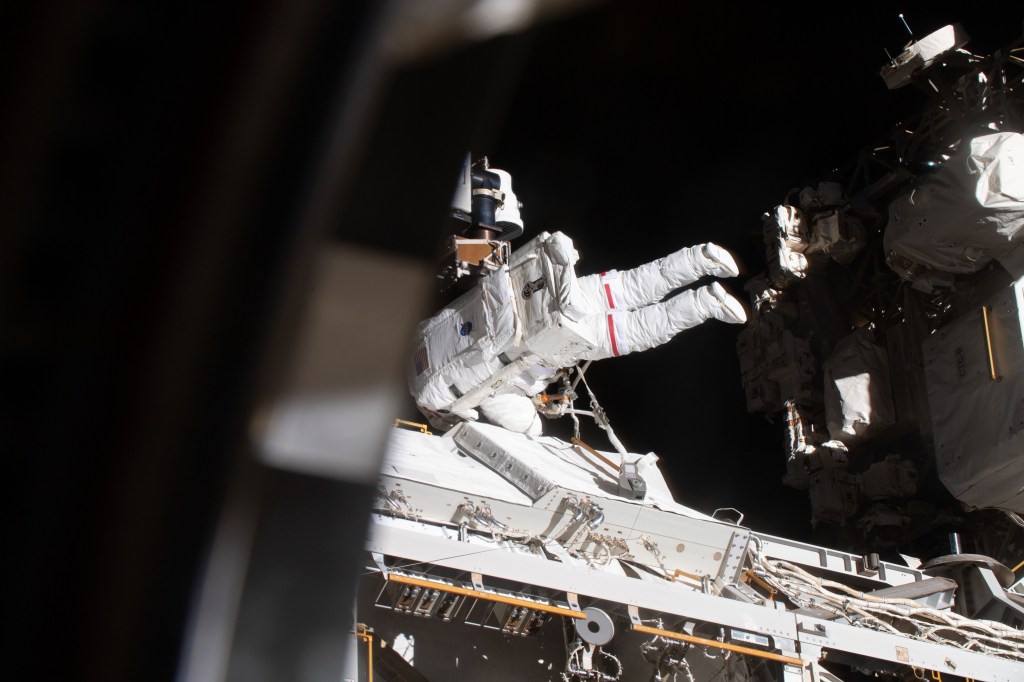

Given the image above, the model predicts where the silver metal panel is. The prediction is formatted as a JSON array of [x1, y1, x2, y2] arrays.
[[719, 530, 752, 584], [455, 423, 714, 520], [384, 427, 532, 504], [452, 424, 557, 500], [795, 615, 1024, 681], [620, 503, 743, 578], [368, 516, 800, 639], [380, 423, 746, 580], [380, 427, 929, 588], [923, 276, 1024, 512], [373, 475, 741, 579], [755, 532, 926, 586], [368, 518, 1024, 681]]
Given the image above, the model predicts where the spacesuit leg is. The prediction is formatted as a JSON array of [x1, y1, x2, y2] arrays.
[[578, 282, 748, 360], [577, 243, 740, 311]]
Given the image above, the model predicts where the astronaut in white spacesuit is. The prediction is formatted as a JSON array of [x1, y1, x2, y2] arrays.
[[409, 158, 747, 433], [410, 229, 747, 435]]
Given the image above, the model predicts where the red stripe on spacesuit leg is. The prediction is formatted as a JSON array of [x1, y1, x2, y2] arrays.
[[601, 272, 616, 309], [606, 313, 620, 357]]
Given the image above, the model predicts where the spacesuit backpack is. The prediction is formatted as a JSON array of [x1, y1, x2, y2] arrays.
[[409, 231, 600, 422]]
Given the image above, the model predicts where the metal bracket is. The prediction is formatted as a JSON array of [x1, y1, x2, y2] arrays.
[[719, 530, 752, 584], [371, 551, 387, 575]]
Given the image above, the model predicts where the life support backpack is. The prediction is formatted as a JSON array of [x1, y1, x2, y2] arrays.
[[409, 231, 599, 420]]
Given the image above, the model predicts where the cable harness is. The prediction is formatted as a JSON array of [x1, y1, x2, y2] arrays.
[[749, 538, 1024, 661]]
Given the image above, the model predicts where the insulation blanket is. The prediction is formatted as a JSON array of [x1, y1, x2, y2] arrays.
[[884, 132, 1024, 286], [823, 329, 896, 447]]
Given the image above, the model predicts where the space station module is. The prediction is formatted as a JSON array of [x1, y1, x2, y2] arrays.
[[884, 131, 1024, 291], [409, 231, 746, 434]]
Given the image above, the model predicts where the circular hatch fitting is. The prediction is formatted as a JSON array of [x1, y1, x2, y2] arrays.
[[575, 607, 615, 645]]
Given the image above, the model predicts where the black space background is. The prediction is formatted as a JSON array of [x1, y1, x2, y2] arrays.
[[429, 3, 1022, 540]]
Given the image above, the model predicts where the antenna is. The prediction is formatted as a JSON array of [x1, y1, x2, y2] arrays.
[[898, 13, 914, 39], [884, 48, 897, 68]]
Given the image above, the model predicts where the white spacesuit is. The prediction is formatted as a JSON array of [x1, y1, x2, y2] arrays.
[[410, 230, 747, 434]]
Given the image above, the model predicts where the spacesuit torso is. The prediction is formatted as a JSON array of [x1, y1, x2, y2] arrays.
[[410, 232, 594, 426]]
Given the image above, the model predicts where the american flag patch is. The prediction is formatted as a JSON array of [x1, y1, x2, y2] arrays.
[[414, 344, 429, 375]]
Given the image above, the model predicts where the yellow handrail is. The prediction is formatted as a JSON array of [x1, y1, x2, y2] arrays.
[[631, 623, 804, 666], [981, 306, 1000, 382], [387, 573, 586, 619], [354, 624, 373, 680], [393, 419, 432, 434]]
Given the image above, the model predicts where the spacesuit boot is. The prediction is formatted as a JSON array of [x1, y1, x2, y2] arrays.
[[659, 242, 740, 283], [694, 281, 748, 324], [699, 243, 741, 279]]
